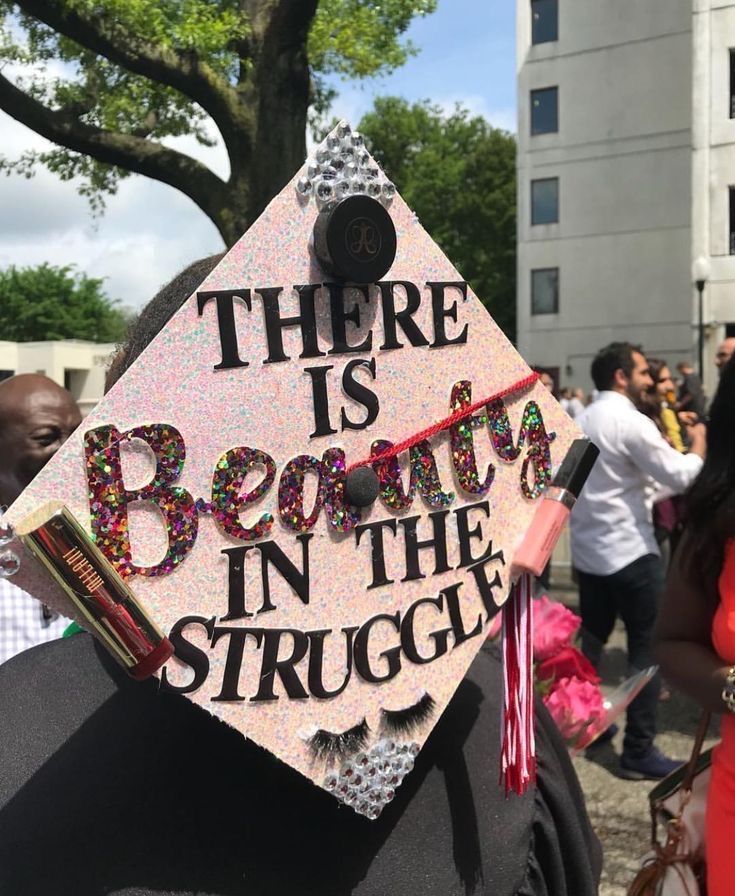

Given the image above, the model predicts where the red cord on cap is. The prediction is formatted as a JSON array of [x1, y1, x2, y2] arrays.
[[347, 371, 540, 473]]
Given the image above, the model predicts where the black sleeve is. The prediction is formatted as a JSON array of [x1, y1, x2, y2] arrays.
[[517, 698, 603, 895], [0, 635, 600, 896]]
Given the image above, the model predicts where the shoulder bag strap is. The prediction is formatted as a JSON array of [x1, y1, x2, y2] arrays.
[[648, 711, 711, 847]]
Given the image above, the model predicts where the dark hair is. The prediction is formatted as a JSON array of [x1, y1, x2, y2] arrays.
[[590, 342, 641, 392], [684, 355, 735, 587], [638, 357, 667, 426], [646, 358, 667, 387], [106, 253, 224, 389]]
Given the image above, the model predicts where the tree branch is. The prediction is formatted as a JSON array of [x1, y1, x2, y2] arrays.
[[0, 70, 230, 230], [13, 0, 251, 160]]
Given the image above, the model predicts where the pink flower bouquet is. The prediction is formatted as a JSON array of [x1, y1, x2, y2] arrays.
[[543, 676, 605, 744], [532, 593, 606, 749], [487, 591, 656, 750], [532, 594, 580, 660]]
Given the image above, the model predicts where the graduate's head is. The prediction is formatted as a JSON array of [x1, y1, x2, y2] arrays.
[[106, 254, 224, 391]]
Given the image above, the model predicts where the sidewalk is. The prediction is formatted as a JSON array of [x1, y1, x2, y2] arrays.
[[547, 570, 717, 895]]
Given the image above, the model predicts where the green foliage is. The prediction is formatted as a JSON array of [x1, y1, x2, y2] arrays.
[[359, 97, 517, 339], [309, 0, 436, 78], [0, 263, 128, 342], [0, 0, 241, 208], [0, 0, 437, 216]]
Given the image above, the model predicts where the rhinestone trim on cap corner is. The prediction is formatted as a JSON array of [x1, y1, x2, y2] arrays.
[[296, 122, 396, 210], [323, 736, 419, 820]]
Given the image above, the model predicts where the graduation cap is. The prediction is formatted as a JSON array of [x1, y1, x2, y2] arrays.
[[2, 122, 583, 817]]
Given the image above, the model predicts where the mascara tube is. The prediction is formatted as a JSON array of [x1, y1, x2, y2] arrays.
[[510, 439, 599, 580], [18, 504, 173, 680]]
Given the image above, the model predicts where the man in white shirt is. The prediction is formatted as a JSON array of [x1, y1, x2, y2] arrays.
[[570, 343, 706, 780], [0, 374, 79, 663]]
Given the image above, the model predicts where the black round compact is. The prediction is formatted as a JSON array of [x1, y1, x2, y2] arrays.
[[313, 194, 396, 283], [344, 466, 380, 508]]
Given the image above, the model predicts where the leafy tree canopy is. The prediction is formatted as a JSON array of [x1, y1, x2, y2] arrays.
[[0, 0, 436, 243], [0, 263, 128, 342], [359, 97, 517, 338]]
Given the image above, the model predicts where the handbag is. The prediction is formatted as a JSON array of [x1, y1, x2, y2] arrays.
[[627, 712, 712, 896]]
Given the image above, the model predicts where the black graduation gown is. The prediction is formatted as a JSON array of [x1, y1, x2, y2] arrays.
[[0, 635, 601, 896]]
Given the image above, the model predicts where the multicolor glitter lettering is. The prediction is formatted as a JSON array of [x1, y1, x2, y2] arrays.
[[320, 448, 362, 533], [449, 381, 495, 495], [204, 447, 275, 541], [278, 455, 323, 532], [278, 450, 362, 534], [84, 423, 198, 577], [487, 399, 522, 462], [517, 402, 555, 499], [486, 400, 555, 499], [371, 439, 454, 511]]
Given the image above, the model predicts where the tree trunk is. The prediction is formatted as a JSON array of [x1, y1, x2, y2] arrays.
[[212, 0, 318, 246]]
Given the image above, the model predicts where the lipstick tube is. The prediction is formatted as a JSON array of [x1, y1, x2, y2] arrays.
[[510, 439, 599, 579], [18, 503, 173, 680]]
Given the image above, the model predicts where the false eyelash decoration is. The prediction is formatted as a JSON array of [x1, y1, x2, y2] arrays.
[[308, 719, 370, 762], [381, 693, 436, 736]]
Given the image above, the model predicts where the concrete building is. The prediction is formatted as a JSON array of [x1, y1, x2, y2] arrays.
[[0, 340, 115, 416], [516, 0, 735, 398]]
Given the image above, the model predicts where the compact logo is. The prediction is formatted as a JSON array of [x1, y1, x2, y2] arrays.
[[346, 216, 382, 260]]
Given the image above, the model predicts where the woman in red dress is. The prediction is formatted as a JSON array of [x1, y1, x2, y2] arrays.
[[655, 356, 735, 895]]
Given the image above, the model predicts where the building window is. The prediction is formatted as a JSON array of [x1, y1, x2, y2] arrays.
[[531, 0, 558, 44], [530, 87, 558, 135], [730, 187, 735, 254], [730, 50, 735, 118], [531, 178, 559, 225], [531, 268, 559, 314]]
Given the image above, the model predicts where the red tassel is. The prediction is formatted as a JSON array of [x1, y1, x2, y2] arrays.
[[500, 573, 536, 795]]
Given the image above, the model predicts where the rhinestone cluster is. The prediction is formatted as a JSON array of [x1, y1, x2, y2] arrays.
[[0, 509, 19, 578], [323, 737, 419, 819], [296, 121, 396, 209]]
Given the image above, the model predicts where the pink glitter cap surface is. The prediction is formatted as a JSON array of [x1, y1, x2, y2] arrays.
[[6, 122, 581, 815]]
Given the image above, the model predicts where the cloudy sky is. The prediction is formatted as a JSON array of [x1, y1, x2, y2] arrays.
[[0, 0, 515, 311]]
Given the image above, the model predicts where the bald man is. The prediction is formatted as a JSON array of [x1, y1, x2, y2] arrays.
[[716, 337, 735, 376], [0, 374, 81, 663]]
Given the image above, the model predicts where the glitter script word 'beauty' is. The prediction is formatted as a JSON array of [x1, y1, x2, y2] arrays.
[[83, 385, 554, 578]]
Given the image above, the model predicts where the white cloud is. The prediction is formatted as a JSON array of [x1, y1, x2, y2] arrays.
[[325, 86, 374, 130], [0, 112, 225, 309]]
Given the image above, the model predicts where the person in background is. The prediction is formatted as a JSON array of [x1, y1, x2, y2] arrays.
[[715, 337, 735, 376], [676, 359, 706, 419], [558, 387, 571, 413], [566, 388, 586, 420], [643, 359, 686, 452], [570, 343, 706, 779], [655, 356, 735, 896], [0, 374, 79, 663], [640, 359, 690, 703], [538, 370, 555, 395]]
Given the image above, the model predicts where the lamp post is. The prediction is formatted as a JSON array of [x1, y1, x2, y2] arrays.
[[692, 256, 711, 379]]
